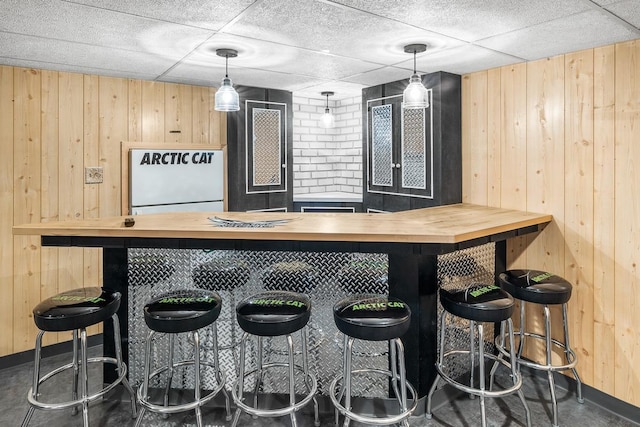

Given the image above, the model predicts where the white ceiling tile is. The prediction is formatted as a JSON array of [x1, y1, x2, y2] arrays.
[[162, 60, 325, 92], [476, 10, 640, 60], [182, 34, 380, 81], [65, 0, 259, 31], [0, 0, 215, 56], [604, 1, 640, 28], [0, 32, 180, 76], [330, 0, 592, 41], [411, 44, 525, 75], [0, 0, 638, 92], [223, 0, 464, 64]]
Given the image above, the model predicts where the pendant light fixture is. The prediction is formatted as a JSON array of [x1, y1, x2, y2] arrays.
[[320, 91, 335, 128], [214, 48, 240, 112], [402, 44, 429, 109]]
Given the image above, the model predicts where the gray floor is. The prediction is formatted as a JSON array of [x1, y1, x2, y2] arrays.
[[1, 345, 637, 427]]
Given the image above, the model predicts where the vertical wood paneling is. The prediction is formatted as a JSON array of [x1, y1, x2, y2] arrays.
[[614, 39, 640, 406], [462, 39, 640, 407], [40, 70, 60, 345], [592, 44, 616, 395], [461, 72, 488, 205], [165, 83, 193, 144], [0, 66, 15, 355], [13, 68, 42, 352], [99, 77, 128, 218], [525, 56, 566, 358], [58, 72, 85, 314], [500, 63, 528, 268], [192, 85, 211, 145], [486, 68, 502, 207], [210, 88, 226, 147], [128, 79, 142, 142], [526, 56, 565, 273], [564, 49, 595, 382], [83, 75, 102, 335], [2, 66, 224, 357], [141, 81, 165, 142]]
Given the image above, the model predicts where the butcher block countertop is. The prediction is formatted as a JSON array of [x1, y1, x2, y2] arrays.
[[13, 203, 552, 245]]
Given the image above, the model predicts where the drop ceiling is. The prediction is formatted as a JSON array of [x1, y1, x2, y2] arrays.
[[1, 0, 639, 98]]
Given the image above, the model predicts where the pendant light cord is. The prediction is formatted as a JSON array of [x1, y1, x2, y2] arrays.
[[413, 50, 417, 74], [225, 54, 229, 78]]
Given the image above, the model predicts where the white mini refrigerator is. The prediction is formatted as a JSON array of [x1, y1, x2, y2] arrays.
[[129, 148, 225, 215]]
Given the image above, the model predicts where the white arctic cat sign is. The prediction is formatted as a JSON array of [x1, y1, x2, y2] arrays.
[[129, 149, 224, 210]]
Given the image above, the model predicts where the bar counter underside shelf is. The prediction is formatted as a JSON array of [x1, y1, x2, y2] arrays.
[[13, 203, 552, 412]]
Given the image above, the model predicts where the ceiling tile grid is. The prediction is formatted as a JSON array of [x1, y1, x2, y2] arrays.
[[0, 0, 638, 97]]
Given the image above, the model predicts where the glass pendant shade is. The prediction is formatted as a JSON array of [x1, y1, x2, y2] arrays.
[[403, 73, 429, 109], [321, 107, 335, 128], [320, 91, 335, 128], [215, 77, 240, 112]]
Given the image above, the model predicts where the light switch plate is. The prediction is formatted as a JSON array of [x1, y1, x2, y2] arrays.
[[85, 167, 103, 184]]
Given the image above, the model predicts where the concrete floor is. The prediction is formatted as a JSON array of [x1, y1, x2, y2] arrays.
[[1, 345, 637, 427]]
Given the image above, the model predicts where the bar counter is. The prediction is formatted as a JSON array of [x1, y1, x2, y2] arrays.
[[13, 203, 552, 407]]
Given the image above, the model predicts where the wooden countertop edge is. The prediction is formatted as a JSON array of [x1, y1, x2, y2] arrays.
[[12, 204, 552, 245]]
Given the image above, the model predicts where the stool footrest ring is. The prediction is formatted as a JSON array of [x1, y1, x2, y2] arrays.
[[27, 357, 127, 410], [137, 360, 226, 414], [329, 368, 417, 426], [436, 350, 523, 398], [495, 331, 579, 371], [231, 362, 318, 418]]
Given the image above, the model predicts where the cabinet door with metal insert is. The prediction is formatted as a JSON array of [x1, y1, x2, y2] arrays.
[[246, 100, 287, 194]]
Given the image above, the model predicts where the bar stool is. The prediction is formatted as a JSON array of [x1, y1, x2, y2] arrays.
[[231, 290, 319, 427], [330, 294, 417, 427], [22, 287, 137, 427], [192, 257, 250, 349], [426, 284, 531, 427], [492, 269, 584, 427], [135, 289, 230, 427]]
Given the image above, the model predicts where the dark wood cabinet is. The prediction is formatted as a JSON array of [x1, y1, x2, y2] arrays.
[[363, 72, 461, 212], [226, 86, 293, 212]]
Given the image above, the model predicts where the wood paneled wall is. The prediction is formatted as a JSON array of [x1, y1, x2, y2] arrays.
[[0, 66, 225, 356], [462, 39, 640, 407]]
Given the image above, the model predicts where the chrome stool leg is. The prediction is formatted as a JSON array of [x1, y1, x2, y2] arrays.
[[210, 321, 232, 421], [134, 330, 155, 427], [80, 328, 89, 426], [111, 314, 137, 417], [563, 303, 584, 404], [230, 333, 248, 427], [71, 330, 79, 416], [163, 333, 175, 414], [21, 331, 44, 427], [300, 327, 320, 426], [193, 331, 203, 427], [426, 310, 448, 420]]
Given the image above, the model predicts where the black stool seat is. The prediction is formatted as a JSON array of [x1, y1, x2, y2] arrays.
[[192, 257, 250, 290], [144, 290, 222, 334], [333, 294, 410, 341], [440, 284, 514, 323], [263, 261, 317, 293], [236, 291, 310, 337], [33, 287, 120, 332], [499, 269, 572, 305]]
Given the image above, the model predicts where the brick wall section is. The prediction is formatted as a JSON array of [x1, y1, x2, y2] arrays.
[[292, 94, 363, 196]]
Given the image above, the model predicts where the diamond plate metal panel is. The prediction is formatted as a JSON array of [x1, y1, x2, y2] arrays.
[[252, 108, 281, 187], [401, 107, 426, 189], [371, 104, 393, 187], [127, 249, 390, 397], [127, 246, 498, 397]]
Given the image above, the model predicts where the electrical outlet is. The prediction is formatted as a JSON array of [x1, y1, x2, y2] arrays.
[[85, 167, 103, 184]]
